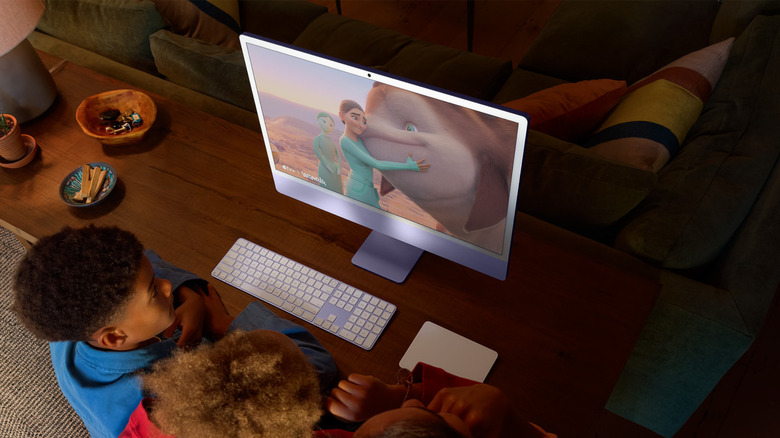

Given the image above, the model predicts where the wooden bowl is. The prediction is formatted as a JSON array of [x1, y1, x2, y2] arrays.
[[76, 89, 156, 145]]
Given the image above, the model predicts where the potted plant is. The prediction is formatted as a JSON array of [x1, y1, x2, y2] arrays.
[[0, 113, 27, 162]]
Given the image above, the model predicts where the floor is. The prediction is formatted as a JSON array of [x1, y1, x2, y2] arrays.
[[308, 1, 780, 437]]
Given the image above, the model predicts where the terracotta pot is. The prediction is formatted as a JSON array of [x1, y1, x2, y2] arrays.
[[0, 115, 26, 162]]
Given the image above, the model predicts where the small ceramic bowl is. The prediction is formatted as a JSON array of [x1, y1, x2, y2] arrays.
[[76, 89, 156, 145], [59, 162, 117, 207]]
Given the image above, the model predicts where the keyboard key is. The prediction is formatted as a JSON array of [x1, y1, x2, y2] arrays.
[[339, 329, 357, 341], [302, 302, 320, 314], [363, 333, 377, 348]]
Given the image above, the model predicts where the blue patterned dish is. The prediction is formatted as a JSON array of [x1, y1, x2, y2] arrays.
[[59, 162, 117, 207]]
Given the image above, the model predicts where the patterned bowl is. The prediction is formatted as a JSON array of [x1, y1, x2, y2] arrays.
[[59, 162, 117, 207], [75, 89, 156, 145]]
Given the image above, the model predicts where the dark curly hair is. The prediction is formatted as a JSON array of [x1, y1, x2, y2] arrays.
[[12, 225, 145, 341]]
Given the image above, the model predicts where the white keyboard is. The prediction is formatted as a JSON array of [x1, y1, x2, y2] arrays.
[[211, 238, 396, 350]]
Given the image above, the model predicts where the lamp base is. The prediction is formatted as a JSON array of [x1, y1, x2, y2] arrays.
[[0, 38, 57, 123]]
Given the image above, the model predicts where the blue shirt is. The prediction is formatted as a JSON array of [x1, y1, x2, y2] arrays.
[[50, 250, 337, 438]]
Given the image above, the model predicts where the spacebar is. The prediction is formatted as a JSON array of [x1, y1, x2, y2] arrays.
[[243, 282, 284, 307]]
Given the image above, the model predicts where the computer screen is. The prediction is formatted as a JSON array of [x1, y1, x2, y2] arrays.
[[240, 34, 528, 282]]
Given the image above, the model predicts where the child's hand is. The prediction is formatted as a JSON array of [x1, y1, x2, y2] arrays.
[[326, 374, 408, 422], [163, 285, 206, 349], [197, 283, 234, 339], [426, 384, 510, 438]]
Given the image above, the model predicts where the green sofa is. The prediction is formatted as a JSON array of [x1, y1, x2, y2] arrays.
[[29, 1, 780, 436]]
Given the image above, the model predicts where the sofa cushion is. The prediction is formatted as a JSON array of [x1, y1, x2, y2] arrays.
[[491, 68, 569, 104], [149, 30, 254, 111], [150, 0, 241, 50], [239, 0, 328, 44], [36, 0, 165, 74], [517, 131, 657, 230], [293, 13, 413, 67], [519, 0, 719, 84], [715, 155, 780, 336], [381, 41, 512, 101], [383, 40, 512, 100], [583, 38, 733, 172], [503, 79, 627, 142], [617, 15, 780, 269], [709, 0, 780, 43]]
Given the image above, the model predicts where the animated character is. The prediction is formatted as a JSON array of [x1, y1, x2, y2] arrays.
[[312, 112, 343, 193], [338, 99, 429, 209], [361, 84, 517, 253]]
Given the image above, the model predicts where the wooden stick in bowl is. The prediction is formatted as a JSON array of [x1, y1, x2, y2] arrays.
[[73, 164, 92, 202], [86, 168, 107, 204]]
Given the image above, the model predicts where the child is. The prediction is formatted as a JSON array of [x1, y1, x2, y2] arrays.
[[12, 225, 337, 438], [125, 351, 553, 438], [325, 362, 557, 438], [121, 329, 323, 438]]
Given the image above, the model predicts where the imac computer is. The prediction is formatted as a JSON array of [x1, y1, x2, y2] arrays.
[[240, 34, 528, 282]]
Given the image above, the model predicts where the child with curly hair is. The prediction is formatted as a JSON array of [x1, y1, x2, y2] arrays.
[[121, 329, 324, 438], [123, 351, 553, 438], [12, 225, 337, 438]]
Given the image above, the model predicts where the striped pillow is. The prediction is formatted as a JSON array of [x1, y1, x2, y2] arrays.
[[583, 38, 734, 172]]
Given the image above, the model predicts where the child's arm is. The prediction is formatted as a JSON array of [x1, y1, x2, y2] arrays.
[[145, 250, 209, 348], [326, 374, 421, 422], [427, 385, 552, 438], [196, 283, 235, 338], [163, 282, 206, 349]]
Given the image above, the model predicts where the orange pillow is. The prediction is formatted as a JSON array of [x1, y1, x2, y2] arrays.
[[503, 79, 627, 141]]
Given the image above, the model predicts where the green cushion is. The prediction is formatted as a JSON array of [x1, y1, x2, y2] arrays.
[[382, 41, 512, 101], [617, 15, 780, 269], [520, 0, 719, 84], [149, 30, 254, 111], [517, 131, 657, 230], [37, 0, 165, 74], [293, 14, 413, 68]]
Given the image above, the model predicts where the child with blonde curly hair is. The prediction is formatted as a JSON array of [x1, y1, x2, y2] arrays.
[[122, 329, 324, 438]]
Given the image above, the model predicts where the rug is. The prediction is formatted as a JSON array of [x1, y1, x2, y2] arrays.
[[0, 226, 88, 437]]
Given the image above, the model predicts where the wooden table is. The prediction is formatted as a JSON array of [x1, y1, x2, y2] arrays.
[[0, 52, 660, 436]]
